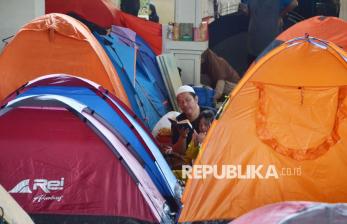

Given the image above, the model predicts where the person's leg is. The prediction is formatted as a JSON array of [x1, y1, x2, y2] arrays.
[[214, 79, 226, 102], [223, 81, 237, 96]]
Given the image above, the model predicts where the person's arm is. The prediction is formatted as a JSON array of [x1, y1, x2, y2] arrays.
[[171, 122, 189, 155], [172, 128, 189, 155], [280, 0, 298, 17], [239, 2, 249, 16]]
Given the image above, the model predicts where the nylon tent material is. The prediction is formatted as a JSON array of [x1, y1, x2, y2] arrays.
[[260, 16, 347, 60], [277, 16, 347, 49], [94, 28, 170, 130], [110, 25, 167, 97], [134, 32, 168, 97], [0, 94, 172, 223], [113, 10, 162, 55], [232, 202, 347, 224], [2, 74, 180, 210], [179, 38, 347, 222], [0, 13, 129, 107], [45, 0, 162, 55]]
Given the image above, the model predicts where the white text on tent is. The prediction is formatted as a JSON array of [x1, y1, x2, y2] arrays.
[[181, 165, 281, 180]]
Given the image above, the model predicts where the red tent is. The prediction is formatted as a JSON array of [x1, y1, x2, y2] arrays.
[[45, 0, 163, 55], [0, 92, 172, 223]]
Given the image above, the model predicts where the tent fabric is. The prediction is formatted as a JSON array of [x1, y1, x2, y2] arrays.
[[2, 74, 180, 210], [45, 0, 162, 55], [135, 33, 168, 97], [114, 12, 162, 55], [108, 25, 167, 94], [94, 28, 170, 130], [256, 84, 344, 161], [259, 16, 347, 60], [277, 16, 347, 49], [179, 38, 347, 222], [45, 0, 117, 29], [232, 202, 347, 224], [0, 94, 171, 223], [0, 13, 129, 107], [112, 25, 136, 43]]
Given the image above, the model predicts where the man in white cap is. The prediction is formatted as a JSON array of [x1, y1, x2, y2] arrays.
[[171, 85, 214, 155]]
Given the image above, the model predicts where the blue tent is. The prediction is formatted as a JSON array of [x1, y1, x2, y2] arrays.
[[94, 27, 171, 130], [135, 34, 168, 96], [5, 74, 180, 210]]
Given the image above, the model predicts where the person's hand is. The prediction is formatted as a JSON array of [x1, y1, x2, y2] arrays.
[[197, 132, 207, 144], [162, 145, 173, 154], [192, 131, 199, 145], [238, 3, 248, 15], [178, 128, 189, 139]]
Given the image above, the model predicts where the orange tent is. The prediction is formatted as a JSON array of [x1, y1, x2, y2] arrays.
[[0, 13, 129, 105], [278, 16, 347, 49], [265, 16, 347, 53], [179, 37, 347, 222], [45, 0, 162, 55]]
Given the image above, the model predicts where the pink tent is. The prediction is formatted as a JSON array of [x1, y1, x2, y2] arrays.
[[232, 201, 347, 224]]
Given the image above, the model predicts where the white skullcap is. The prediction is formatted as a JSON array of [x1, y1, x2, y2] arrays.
[[176, 85, 195, 97]]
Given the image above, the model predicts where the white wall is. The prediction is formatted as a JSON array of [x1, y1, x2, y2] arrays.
[[110, 0, 120, 8], [151, 0, 174, 24], [0, 0, 45, 52]]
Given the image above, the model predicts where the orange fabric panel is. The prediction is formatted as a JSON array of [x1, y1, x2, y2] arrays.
[[250, 42, 347, 86], [0, 14, 129, 106], [230, 39, 347, 103], [277, 16, 347, 50], [179, 39, 347, 222], [256, 84, 341, 160]]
